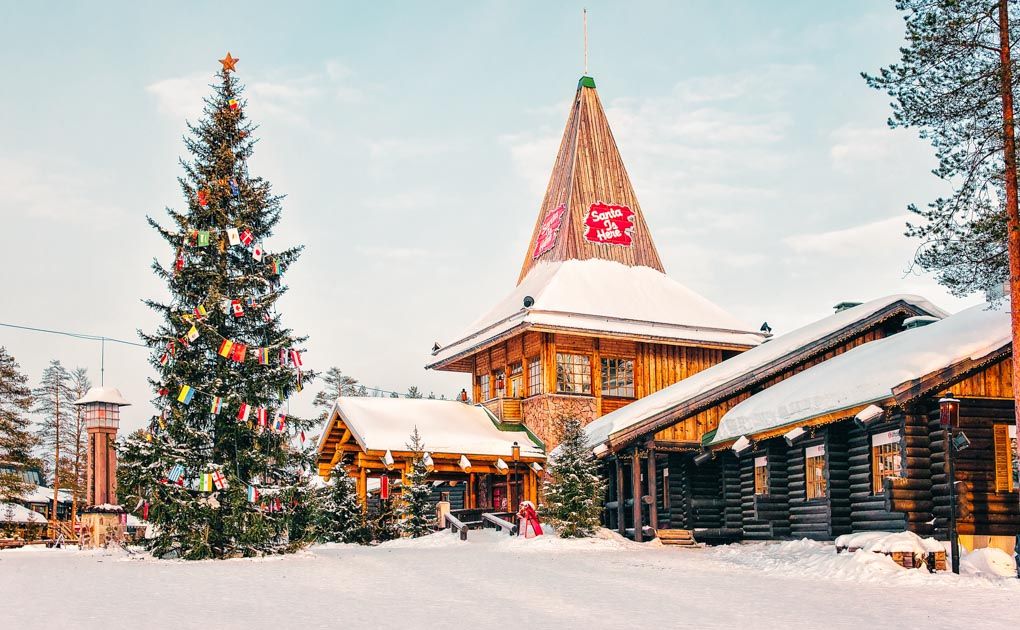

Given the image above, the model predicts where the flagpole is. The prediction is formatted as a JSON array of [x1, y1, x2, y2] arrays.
[[583, 8, 588, 75]]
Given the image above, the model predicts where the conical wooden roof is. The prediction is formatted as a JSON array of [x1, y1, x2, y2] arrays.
[[518, 76, 664, 283]]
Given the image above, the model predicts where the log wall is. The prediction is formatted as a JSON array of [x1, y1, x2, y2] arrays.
[[786, 426, 851, 540], [848, 417, 909, 533], [740, 443, 790, 540]]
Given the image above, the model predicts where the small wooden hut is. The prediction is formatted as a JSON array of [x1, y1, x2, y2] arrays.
[[710, 302, 1019, 555], [580, 295, 945, 542], [316, 398, 546, 512]]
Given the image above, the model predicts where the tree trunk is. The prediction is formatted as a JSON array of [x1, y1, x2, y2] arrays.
[[998, 0, 1020, 576], [51, 390, 61, 538]]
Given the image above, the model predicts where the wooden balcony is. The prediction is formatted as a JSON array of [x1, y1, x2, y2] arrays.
[[481, 397, 523, 422]]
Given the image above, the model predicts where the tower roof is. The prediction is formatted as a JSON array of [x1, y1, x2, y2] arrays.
[[519, 76, 664, 283]]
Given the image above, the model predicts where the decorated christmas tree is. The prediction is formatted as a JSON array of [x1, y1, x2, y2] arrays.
[[543, 417, 605, 538], [119, 53, 315, 559], [397, 428, 433, 538], [315, 461, 370, 544]]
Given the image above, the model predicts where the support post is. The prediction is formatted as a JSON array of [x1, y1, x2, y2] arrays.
[[468, 473, 476, 509], [615, 457, 625, 536], [646, 445, 658, 532], [946, 427, 961, 574], [631, 448, 643, 542], [357, 468, 367, 512]]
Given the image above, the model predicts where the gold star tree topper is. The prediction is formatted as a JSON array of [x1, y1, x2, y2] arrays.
[[219, 52, 239, 73]]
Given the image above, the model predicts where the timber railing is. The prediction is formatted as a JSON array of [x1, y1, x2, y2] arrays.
[[445, 512, 470, 541], [481, 512, 518, 535]]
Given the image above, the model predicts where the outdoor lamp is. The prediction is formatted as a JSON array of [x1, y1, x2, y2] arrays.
[[939, 394, 960, 428], [693, 450, 715, 466], [952, 431, 970, 452]]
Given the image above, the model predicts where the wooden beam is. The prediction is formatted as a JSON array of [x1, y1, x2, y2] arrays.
[[615, 458, 625, 535], [631, 449, 643, 542], [646, 446, 658, 531]]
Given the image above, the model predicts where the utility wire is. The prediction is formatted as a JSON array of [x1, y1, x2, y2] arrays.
[[0, 322, 148, 347]]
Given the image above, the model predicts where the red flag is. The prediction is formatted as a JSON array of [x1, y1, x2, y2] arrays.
[[239, 229, 254, 246], [231, 343, 247, 363]]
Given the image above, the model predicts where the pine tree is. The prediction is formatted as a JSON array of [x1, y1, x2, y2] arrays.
[[543, 417, 605, 538], [370, 496, 400, 542], [406, 386, 422, 399], [119, 55, 315, 559], [0, 348, 39, 501], [312, 367, 362, 420], [863, 0, 1017, 297], [33, 360, 71, 491], [64, 368, 91, 512], [315, 461, 370, 544], [397, 428, 433, 538]]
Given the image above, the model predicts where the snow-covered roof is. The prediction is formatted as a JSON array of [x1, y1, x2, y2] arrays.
[[582, 295, 946, 451], [0, 502, 48, 524], [429, 259, 765, 368], [321, 398, 545, 459], [712, 302, 1009, 444], [18, 484, 74, 504], [74, 386, 131, 406]]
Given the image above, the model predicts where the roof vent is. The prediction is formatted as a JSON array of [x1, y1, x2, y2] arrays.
[[833, 301, 862, 313], [903, 315, 939, 329]]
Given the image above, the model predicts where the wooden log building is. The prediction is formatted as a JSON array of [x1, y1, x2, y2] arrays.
[[582, 296, 946, 542], [427, 75, 766, 452], [706, 303, 1019, 556], [316, 398, 545, 512]]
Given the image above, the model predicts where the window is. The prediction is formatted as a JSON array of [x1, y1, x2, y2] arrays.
[[871, 430, 902, 494], [805, 444, 827, 500], [753, 456, 769, 496], [662, 467, 670, 509], [993, 423, 1017, 493], [601, 358, 635, 398], [509, 363, 523, 398], [527, 356, 542, 396], [556, 353, 591, 394], [479, 374, 490, 401]]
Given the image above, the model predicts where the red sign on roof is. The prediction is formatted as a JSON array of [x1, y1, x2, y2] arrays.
[[532, 203, 567, 259], [584, 202, 635, 246]]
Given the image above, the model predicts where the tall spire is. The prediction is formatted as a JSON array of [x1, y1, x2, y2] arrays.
[[518, 76, 664, 283]]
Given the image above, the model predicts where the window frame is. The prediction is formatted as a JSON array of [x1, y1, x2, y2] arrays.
[[600, 357, 635, 398], [870, 431, 903, 495], [527, 356, 542, 396], [753, 456, 769, 496], [804, 443, 828, 501], [555, 352, 592, 395], [479, 374, 490, 402]]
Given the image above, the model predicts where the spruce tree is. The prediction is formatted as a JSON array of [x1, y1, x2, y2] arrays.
[[316, 461, 370, 544], [119, 54, 315, 559], [371, 496, 400, 542], [543, 417, 605, 538], [397, 427, 433, 538], [0, 348, 39, 501]]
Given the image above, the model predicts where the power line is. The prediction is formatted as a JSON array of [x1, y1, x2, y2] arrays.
[[0, 322, 148, 348]]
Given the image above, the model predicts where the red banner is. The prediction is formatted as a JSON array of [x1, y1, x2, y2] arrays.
[[583, 202, 635, 246], [380, 475, 390, 500], [532, 203, 567, 259]]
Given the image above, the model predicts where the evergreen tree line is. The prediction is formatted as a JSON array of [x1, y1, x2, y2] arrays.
[[0, 347, 92, 508], [311, 366, 448, 421]]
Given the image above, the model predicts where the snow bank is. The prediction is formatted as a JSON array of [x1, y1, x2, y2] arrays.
[[835, 530, 943, 555], [961, 548, 1017, 578]]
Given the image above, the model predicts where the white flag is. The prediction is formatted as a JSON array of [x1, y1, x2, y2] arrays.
[[252, 244, 264, 262], [226, 228, 241, 246]]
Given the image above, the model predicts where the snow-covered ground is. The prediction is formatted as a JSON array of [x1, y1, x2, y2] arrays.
[[0, 531, 1016, 629]]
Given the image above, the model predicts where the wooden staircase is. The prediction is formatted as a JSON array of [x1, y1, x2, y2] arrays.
[[656, 529, 698, 547]]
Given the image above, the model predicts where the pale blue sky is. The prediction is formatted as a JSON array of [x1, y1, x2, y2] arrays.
[[0, 1, 981, 433]]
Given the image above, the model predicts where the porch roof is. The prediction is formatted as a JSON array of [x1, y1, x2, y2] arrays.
[[711, 301, 1010, 444]]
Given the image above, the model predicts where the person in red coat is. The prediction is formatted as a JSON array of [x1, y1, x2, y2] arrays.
[[516, 500, 543, 538]]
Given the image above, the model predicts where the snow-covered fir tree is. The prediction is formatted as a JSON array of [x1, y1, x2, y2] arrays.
[[316, 461, 370, 544], [0, 348, 39, 501], [371, 496, 400, 542], [118, 56, 315, 559], [543, 417, 605, 538], [397, 428, 433, 538]]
